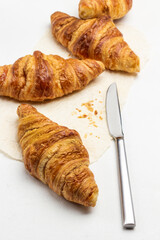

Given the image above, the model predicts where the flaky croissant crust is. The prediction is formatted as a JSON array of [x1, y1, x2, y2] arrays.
[[0, 51, 104, 101], [17, 104, 98, 207], [79, 0, 132, 20], [51, 12, 140, 73]]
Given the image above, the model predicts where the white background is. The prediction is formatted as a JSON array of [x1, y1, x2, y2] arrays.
[[0, 0, 160, 239]]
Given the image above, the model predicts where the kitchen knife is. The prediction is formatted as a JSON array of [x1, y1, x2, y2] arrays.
[[106, 83, 136, 229]]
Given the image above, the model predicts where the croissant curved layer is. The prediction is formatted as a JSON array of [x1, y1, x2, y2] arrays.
[[17, 104, 98, 207], [0, 51, 104, 102], [51, 12, 140, 73], [79, 0, 132, 20]]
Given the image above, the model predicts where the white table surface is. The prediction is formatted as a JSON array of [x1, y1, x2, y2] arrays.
[[0, 0, 160, 239]]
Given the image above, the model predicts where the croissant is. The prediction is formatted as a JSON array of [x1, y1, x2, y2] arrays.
[[0, 50, 104, 102], [51, 12, 140, 73], [17, 104, 98, 207], [79, 0, 132, 20]]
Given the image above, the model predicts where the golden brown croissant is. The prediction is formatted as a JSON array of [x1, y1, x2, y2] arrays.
[[51, 12, 140, 73], [79, 0, 132, 20], [17, 104, 98, 207], [0, 51, 104, 102]]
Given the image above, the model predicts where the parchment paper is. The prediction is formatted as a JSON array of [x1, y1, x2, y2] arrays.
[[0, 24, 149, 163]]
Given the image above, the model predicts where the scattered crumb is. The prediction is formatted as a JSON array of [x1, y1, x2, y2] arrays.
[[77, 101, 100, 128], [87, 116, 92, 122], [89, 133, 93, 136], [94, 110, 98, 115], [81, 101, 94, 112], [89, 121, 97, 127], [99, 91, 101, 94], [86, 114, 98, 127], [72, 111, 77, 116], [84, 133, 87, 139], [96, 136, 100, 139], [99, 116, 103, 120], [88, 118, 96, 126], [87, 113, 92, 120], [76, 108, 81, 112], [78, 114, 87, 118], [99, 101, 103, 103]]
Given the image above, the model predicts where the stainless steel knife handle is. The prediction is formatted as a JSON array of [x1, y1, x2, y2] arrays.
[[116, 137, 136, 229]]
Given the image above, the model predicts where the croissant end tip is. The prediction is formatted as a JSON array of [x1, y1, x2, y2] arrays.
[[50, 11, 69, 22], [87, 189, 99, 207], [17, 104, 36, 118], [79, 3, 95, 20]]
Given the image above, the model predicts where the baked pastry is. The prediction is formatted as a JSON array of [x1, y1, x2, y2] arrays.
[[0, 51, 104, 101], [51, 12, 140, 73], [17, 104, 98, 207], [79, 0, 132, 20]]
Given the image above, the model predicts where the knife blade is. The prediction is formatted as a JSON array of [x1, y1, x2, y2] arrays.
[[106, 83, 136, 229]]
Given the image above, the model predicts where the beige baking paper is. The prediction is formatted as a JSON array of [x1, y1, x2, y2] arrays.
[[0, 24, 149, 163]]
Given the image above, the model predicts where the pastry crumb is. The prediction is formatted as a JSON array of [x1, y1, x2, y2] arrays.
[[77, 101, 99, 128], [76, 108, 81, 112], [87, 114, 98, 127], [87, 114, 92, 120], [81, 101, 94, 112], [78, 114, 87, 118], [94, 110, 98, 115], [89, 133, 93, 136], [99, 91, 101, 94], [99, 116, 103, 120], [99, 101, 103, 103], [84, 133, 88, 139], [90, 121, 98, 128], [71, 111, 77, 116]]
